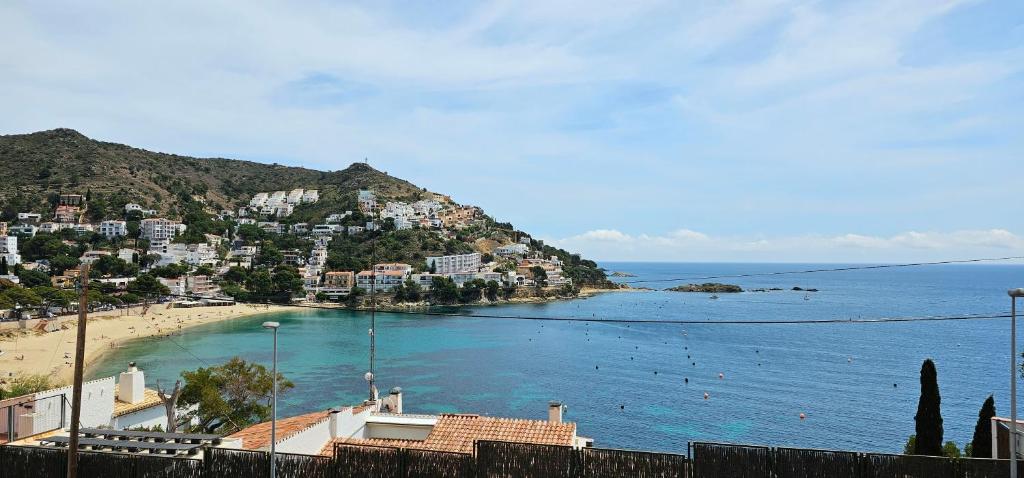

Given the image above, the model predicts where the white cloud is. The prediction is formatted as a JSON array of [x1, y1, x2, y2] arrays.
[[547, 229, 1024, 262]]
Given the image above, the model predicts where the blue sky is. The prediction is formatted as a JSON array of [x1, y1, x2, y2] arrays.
[[1, 1, 1022, 262]]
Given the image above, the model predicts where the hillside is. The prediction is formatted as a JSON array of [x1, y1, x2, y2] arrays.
[[0, 128, 432, 220], [0, 128, 610, 287]]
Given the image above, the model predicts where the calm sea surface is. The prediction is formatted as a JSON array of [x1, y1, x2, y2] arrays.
[[91, 262, 1024, 453]]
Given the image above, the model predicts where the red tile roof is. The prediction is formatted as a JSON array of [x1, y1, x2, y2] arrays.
[[324, 413, 576, 456], [227, 410, 330, 450]]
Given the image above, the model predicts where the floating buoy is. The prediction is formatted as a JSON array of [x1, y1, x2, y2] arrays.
[[704, 392, 709, 400], [620, 404, 624, 410], [630, 356, 634, 360], [692, 362, 696, 366], [893, 383, 897, 388], [595, 365, 599, 370], [719, 373, 724, 379], [654, 371, 658, 375], [848, 357, 852, 363], [799, 413, 806, 420], [684, 378, 689, 384]]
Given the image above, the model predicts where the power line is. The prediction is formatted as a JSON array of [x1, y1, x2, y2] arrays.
[[619, 256, 1024, 285], [164, 294, 1012, 326]]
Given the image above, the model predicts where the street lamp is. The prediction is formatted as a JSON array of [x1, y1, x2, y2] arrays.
[[262, 321, 280, 478], [1010, 288, 1024, 478]]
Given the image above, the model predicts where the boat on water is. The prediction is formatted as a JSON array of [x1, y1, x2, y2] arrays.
[[710, 294, 719, 300]]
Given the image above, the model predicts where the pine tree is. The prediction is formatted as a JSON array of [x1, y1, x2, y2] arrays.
[[969, 395, 996, 458], [914, 359, 944, 456]]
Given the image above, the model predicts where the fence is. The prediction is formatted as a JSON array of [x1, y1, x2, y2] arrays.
[[0, 394, 67, 444], [691, 442, 1024, 478], [4, 440, 1024, 477]]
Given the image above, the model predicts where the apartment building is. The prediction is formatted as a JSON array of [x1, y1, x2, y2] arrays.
[[0, 235, 21, 265], [99, 220, 128, 239], [426, 253, 481, 275]]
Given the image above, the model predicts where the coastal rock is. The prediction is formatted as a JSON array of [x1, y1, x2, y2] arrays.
[[610, 271, 637, 277], [666, 283, 743, 293]]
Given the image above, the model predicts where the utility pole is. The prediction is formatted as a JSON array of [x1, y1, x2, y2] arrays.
[[67, 263, 89, 478], [368, 201, 377, 403]]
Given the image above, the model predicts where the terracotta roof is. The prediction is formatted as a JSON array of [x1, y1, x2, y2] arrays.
[[227, 410, 330, 450], [325, 413, 576, 456], [112, 387, 163, 417], [423, 414, 575, 454]]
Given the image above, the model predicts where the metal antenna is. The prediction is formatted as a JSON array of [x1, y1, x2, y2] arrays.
[[368, 198, 377, 402]]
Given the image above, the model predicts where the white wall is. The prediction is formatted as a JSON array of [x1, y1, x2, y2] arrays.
[[365, 423, 432, 441], [276, 418, 331, 454], [111, 405, 167, 431], [15, 377, 115, 437]]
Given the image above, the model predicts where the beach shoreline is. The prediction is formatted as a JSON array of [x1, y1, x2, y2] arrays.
[[0, 287, 639, 388], [0, 303, 286, 387]]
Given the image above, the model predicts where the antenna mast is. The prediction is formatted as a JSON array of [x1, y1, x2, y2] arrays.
[[368, 197, 377, 402]]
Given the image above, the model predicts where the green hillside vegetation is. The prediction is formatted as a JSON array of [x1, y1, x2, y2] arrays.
[[0, 128, 610, 289]]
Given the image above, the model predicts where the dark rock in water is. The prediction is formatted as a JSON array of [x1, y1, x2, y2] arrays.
[[610, 271, 637, 277], [667, 283, 743, 293], [806, 288, 819, 292], [792, 286, 804, 291]]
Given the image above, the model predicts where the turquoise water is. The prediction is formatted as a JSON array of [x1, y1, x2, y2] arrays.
[[90, 263, 1024, 453]]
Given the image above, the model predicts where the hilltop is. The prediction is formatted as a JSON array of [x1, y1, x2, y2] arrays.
[[0, 128, 429, 219]]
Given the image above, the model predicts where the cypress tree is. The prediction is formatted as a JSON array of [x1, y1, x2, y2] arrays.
[[970, 395, 996, 458], [914, 359, 944, 456], [0, 256, 8, 275]]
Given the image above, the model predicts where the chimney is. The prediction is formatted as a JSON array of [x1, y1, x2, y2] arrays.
[[118, 362, 145, 404], [548, 401, 564, 424], [386, 387, 403, 414]]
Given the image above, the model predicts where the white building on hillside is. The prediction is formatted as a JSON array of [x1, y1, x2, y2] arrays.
[[426, 253, 481, 275], [0, 235, 21, 265], [99, 220, 128, 239]]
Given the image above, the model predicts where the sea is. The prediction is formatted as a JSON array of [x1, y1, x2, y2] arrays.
[[90, 262, 1024, 454]]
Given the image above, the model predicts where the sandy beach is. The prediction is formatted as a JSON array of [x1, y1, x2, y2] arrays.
[[0, 303, 285, 387]]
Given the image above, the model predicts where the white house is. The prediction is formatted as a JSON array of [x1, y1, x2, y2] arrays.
[[16, 212, 42, 222], [249, 192, 270, 208], [8, 224, 37, 237], [0, 363, 191, 440], [495, 243, 529, 256], [99, 220, 128, 239], [302, 190, 319, 203], [141, 218, 184, 245], [225, 389, 590, 456]]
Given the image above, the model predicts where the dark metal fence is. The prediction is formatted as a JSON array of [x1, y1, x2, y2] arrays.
[[691, 441, 1024, 478], [475, 440, 690, 477], [3, 439, 1023, 477]]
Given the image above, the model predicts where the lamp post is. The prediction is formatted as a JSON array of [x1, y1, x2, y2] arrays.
[[262, 321, 280, 478], [1011, 289, 1024, 478]]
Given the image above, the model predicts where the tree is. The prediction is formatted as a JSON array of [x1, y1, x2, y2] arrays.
[[17, 269, 50, 288], [346, 286, 365, 307], [223, 266, 249, 284], [969, 395, 996, 458], [157, 380, 183, 433], [179, 357, 293, 434], [430, 276, 458, 304], [485, 280, 500, 301], [0, 374, 53, 399], [403, 278, 422, 302], [914, 359, 944, 456], [0, 257, 7, 275], [530, 266, 548, 288], [47, 254, 79, 276], [128, 273, 170, 297]]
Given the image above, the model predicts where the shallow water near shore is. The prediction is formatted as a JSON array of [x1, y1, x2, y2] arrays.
[[90, 262, 1024, 453]]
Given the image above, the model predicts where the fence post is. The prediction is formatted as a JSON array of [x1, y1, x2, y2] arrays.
[[7, 404, 13, 443]]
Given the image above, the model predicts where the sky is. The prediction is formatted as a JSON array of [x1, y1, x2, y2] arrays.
[[1, 1, 1022, 262]]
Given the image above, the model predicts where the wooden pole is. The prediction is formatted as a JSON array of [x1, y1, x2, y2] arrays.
[[66, 263, 89, 478]]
